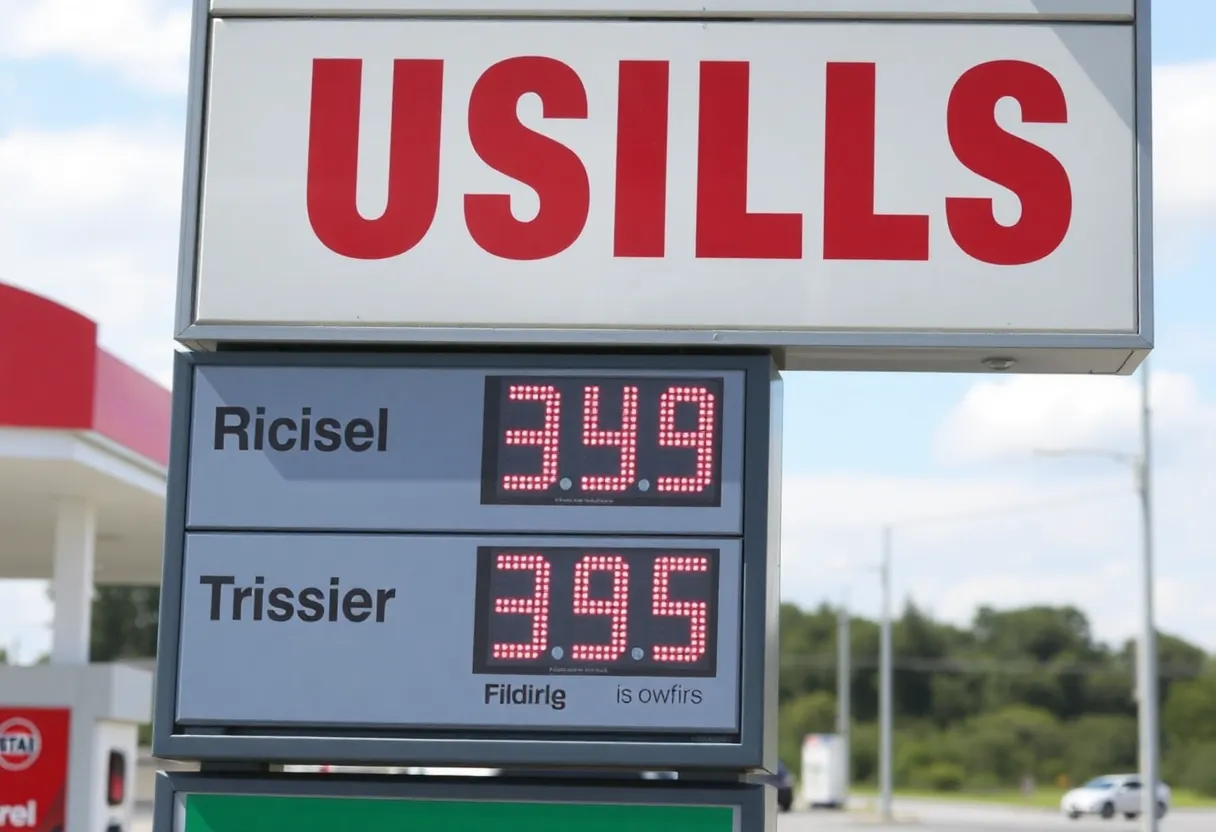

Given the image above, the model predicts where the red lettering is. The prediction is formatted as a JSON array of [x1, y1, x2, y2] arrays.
[[464, 57, 591, 261], [306, 58, 443, 261], [614, 61, 669, 258], [695, 61, 802, 260], [823, 62, 929, 261], [945, 60, 1072, 266]]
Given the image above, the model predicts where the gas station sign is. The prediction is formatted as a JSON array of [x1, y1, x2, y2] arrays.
[[173, 0, 1150, 376], [153, 351, 779, 771], [152, 1, 1149, 830], [0, 708, 69, 831]]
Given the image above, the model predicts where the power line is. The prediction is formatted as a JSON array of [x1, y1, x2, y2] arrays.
[[780, 654, 1206, 680], [805, 487, 1130, 534]]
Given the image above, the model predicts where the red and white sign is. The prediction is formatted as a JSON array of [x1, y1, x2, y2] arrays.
[[188, 13, 1141, 361], [0, 709, 69, 831]]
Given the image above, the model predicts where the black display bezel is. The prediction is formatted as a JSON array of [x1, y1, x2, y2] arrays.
[[472, 545, 721, 678], [480, 375, 726, 508]]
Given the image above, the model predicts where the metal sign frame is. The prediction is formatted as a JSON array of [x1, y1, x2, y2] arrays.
[[152, 349, 781, 772], [153, 770, 773, 832], [170, 0, 1153, 376]]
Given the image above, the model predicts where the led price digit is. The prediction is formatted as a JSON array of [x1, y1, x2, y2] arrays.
[[570, 554, 629, 661], [490, 553, 551, 660], [501, 385, 561, 492], [580, 385, 638, 492], [652, 555, 709, 662], [656, 387, 716, 494]]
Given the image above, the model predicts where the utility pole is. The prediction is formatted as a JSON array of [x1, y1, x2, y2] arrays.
[[878, 525, 893, 822], [1137, 360, 1160, 832], [1032, 363, 1159, 830], [836, 597, 851, 806]]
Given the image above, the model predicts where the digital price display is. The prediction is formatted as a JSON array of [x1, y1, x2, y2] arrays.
[[481, 377, 724, 508], [473, 547, 719, 677], [182, 362, 744, 535], [157, 351, 779, 773]]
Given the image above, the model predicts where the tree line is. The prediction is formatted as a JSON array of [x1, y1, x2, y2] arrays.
[[10, 587, 1216, 795], [778, 601, 1216, 796]]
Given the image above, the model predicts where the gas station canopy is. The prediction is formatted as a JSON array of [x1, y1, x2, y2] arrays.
[[0, 282, 169, 585]]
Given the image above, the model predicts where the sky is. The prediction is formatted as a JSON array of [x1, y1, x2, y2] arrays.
[[0, 1, 1214, 662]]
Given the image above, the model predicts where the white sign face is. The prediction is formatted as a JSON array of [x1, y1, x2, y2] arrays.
[[184, 11, 1145, 369]]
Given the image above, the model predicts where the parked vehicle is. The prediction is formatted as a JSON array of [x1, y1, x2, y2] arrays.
[[801, 733, 848, 809], [755, 760, 794, 812], [1060, 774, 1171, 820]]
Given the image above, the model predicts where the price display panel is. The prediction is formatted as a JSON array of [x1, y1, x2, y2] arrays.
[[173, 533, 741, 732], [184, 361, 745, 535], [156, 351, 779, 772]]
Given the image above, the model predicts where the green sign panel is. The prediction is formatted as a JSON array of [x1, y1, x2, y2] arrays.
[[183, 793, 736, 832]]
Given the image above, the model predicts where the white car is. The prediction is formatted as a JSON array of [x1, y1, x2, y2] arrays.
[[1061, 774, 1171, 820]]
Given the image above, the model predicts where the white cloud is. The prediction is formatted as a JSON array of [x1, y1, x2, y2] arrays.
[[0, 0, 191, 94], [779, 461, 1216, 653], [779, 368, 1216, 652], [0, 124, 185, 385], [931, 370, 1216, 466], [1153, 59, 1216, 224]]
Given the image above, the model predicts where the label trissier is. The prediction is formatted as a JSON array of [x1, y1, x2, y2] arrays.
[[200, 575, 397, 624]]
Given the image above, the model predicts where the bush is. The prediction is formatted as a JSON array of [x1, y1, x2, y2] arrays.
[[778, 691, 837, 777], [1173, 743, 1216, 797], [895, 737, 937, 788], [851, 722, 879, 784], [912, 762, 966, 792], [1063, 715, 1136, 783]]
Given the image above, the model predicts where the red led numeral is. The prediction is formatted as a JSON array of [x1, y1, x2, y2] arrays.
[[570, 554, 630, 662], [502, 384, 561, 491], [581, 385, 639, 492], [656, 386, 717, 493], [491, 553, 551, 661], [651, 555, 710, 663]]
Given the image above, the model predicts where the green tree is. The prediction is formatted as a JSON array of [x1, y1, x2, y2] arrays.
[[90, 586, 160, 661], [778, 690, 837, 774], [770, 599, 1213, 791], [1164, 673, 1216, 747], [1063, 714, 1137, 782]]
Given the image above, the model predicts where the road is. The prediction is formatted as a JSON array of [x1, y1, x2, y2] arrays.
[[132, 797, 1216, 831], [785, 799, 1216, 832]]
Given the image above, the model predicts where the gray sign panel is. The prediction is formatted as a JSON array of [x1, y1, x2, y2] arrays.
[[176, 532, 742, 733], [154, 350, 780, 771], [186, 364, 744, 535]]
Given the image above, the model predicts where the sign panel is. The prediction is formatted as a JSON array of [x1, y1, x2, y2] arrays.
[[0, 707, 70, 832], [154, 772, 770, 832], [173, 1, 1151, 374], [175, 533, 742, 732], [154, 350, 780, 771], [186, 364, 744, 534], [208, 1, 1136, 19]]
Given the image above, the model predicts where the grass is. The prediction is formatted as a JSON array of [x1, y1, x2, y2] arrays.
[[849, 785, 1216, 809]]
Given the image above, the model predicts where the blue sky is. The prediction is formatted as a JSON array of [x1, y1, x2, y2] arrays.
[[0, 0, 1213, 660]]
